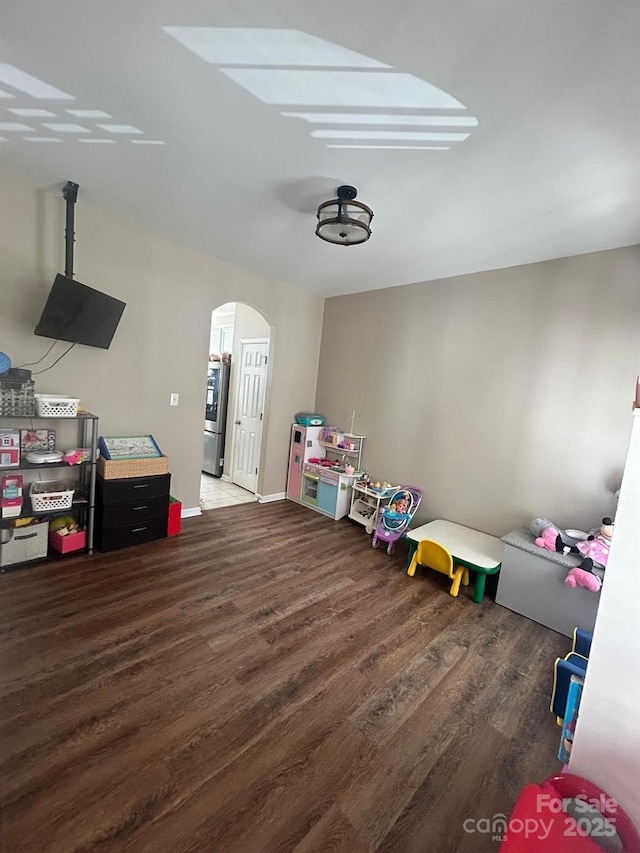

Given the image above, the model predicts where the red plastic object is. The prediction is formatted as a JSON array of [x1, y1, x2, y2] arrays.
[[49, 529, 86, 554], [499, 773, 640, 852], [167, 498, 181, 536]]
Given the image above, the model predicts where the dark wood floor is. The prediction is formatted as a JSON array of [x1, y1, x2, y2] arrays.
[[0, 501, 568, 852]]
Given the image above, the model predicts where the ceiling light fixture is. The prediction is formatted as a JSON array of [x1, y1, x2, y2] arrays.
[[316, 185, 373, 246]]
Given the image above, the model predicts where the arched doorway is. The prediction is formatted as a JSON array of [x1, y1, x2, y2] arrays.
[[200, 302, 271, 511]]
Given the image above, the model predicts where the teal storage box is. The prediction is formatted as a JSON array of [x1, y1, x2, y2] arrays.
[[295, 413, 325, 426]]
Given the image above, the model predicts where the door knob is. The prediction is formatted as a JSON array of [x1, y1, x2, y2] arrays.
[[235, 419, 241, 425]]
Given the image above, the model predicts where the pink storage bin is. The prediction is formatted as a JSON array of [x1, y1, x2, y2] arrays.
[[49, 529, 86, 554]]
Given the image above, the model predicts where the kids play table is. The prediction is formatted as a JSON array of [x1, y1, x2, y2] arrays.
[[405, 519, 503, 603]]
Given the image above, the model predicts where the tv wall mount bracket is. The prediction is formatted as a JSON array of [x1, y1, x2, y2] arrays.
[[62, 180, 79, 279]]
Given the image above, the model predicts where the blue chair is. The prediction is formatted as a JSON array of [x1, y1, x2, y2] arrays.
[[550, 628, 592, 724]]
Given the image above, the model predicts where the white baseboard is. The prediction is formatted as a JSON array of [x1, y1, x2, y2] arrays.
[[221, 474, 231, 483], [257, 492, 286, 503], [181, 506, 202, 518]]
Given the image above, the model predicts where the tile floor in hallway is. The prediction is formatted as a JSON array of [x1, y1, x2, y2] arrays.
[[200, 473, 257, 510]]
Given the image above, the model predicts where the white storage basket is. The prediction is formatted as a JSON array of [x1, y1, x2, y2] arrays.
[[30, 480, 75, 512], [34, 395, 80, 418]]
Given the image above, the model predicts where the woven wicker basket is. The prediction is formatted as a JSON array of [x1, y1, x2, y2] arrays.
[[97, 456, 169, 480]]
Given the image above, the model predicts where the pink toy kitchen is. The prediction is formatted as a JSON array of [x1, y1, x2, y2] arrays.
[[286, 424, 365, 520]]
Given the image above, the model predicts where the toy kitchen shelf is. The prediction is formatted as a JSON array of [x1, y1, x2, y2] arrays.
[[286, 425, 365, 520], [317, 433, 365, 470], [349, 483, 398, 532]]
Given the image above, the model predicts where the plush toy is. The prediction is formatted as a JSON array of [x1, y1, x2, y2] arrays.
[[572, 517, 613, 570], [531, 518, 584, 553], [63, 448, 89, 465], [559, 517, 614, 573], [532, 516, 613, 569], [565, 567, 602, 592], [49, 515, 76, 532], [533, 517, 613, 596], [534, 525, 561, 552]]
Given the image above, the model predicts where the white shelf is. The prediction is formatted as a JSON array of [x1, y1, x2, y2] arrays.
[[349, 498, 379, 529], [318, 441, 360, 456], [352, 498, 376, 513], [353, 483, 398, 500], [304, 462, 360, 478], [349, 511, 372, 527]]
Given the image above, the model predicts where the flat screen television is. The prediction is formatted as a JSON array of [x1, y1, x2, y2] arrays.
[[34, 274, 126, 350]]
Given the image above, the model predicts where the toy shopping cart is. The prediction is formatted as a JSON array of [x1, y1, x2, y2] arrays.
[[371, 486, 423, 555]]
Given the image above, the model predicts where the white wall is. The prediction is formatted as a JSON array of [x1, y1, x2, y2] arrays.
[[570, 408, 640, 828], [315, 247, 640, 536], [0, 169, 324, 509]]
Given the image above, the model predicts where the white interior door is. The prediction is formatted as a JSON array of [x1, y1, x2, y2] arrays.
[[231, 339, 269, 493]]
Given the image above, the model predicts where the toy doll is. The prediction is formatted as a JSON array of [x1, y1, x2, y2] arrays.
[[394, 496, 409, 516], [560, 517, 613, 573]]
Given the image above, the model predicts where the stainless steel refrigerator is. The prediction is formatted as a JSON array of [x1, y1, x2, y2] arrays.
[[203, 362, 231, 477]]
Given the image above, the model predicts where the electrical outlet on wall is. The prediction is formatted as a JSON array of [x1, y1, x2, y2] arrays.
[[170, 393, 179, 406]]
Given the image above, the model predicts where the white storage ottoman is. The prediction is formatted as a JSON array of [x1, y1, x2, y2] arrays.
[[496, 528, 600, 638]]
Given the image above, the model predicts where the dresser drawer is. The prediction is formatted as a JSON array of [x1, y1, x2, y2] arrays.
[[96, 515, 168, 553], [97, 474, 171, 506], [99, 495, 168, 528]]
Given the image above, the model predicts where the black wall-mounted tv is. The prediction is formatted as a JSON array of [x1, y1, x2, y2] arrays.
[[34, 274, 126, 350]]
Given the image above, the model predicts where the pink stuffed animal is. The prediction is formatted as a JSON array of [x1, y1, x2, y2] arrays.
[[574, 518, 613, 569], [63, 449, 88, 465], [565, 567, 602, 592], [535, 526, 560, 551]]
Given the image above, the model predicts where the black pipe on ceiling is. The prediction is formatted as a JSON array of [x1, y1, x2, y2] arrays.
[[62, 180, 79, 278]]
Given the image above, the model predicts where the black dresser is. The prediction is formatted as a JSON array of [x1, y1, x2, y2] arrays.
[[95, 473, 171, 552]]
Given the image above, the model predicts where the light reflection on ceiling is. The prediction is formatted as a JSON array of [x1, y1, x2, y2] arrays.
[[282, 112, 479, 127], [163, 27, 389, 68], [97, 123, 143, 134], [0, 121, 35, 132], [327, 144, 450, 150], [42, 122, 90, 133], [66, 109, 112, 118], [0, 64, 164, 146], [8, 107, 56, 117], [219, 68, 466, 109], [311, 129, 469, 142], [0, 64, 73, 99], [163, 27, 478, 152]]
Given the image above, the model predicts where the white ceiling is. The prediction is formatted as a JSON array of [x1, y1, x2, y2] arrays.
[[1, 0, 639, 296]]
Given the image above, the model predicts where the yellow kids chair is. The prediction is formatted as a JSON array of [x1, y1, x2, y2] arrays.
[[407, 539, 470, 597]]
